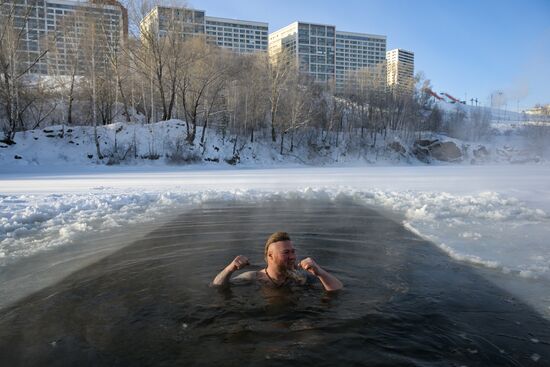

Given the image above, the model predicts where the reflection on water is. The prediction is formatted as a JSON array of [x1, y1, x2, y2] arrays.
[[0, 199, 549, 366]]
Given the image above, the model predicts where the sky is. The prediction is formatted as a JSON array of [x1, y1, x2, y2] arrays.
[[182, 0, 550, 110]]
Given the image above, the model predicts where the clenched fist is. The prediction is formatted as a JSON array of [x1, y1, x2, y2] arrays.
[[299, 257, 321, 276], [228, 255, 250, 272]]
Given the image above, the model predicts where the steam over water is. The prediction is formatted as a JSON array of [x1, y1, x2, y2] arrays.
[[0, 199, 548, 366]]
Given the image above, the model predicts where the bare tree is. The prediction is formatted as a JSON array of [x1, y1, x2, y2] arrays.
[[134, 1, 191, 122], [265, 50, 294, 142], [27, 79, 58, 129], [99, 10, 131, 122], [279, 74, 315, 154], [45, 8, 83, 126], [230, 53, 269, 143], [78, 10, 114, 159], [178, 40, 228, 144], [0, 0, 48, 142]]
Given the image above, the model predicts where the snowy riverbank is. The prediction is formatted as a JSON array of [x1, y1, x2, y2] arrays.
[[1, 119, 548, 170]]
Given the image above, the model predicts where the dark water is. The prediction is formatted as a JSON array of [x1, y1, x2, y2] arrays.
[[0, 198, 549, 366]]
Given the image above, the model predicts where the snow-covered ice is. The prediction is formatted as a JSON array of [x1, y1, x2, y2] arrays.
[[2, 165, 549, 282]]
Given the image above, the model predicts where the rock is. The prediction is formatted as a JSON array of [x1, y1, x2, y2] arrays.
[[0, 138, 16, 145], [415, 139, 438, 147], [225, 155, 240, 165], [430, 141, 463, 162], [412, 139, 438, 163], [388, 141, 406, 155], [473, 145, 489, 159], [413, 139, 463, 163]]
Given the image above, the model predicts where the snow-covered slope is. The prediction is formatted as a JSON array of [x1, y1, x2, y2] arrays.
[[0, 118, 548, 170]]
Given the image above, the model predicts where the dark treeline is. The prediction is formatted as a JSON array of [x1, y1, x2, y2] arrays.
[[1, 0, 493, 159]]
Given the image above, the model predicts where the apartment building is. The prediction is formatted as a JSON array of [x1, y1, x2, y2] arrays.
[[140, 6, 206, 40], [269, 22, 336, 83], [5, 0, 127, 75], [269, 21, 387, 89], [140, 6, 268, 54], [205, 16, 268, 53], [335, 31, 386, 88], [386, 48, 415, 91]]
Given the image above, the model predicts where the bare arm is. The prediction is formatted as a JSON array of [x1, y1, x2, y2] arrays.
[[300, 258, 343, 291], [211, 255, 249, 287], [315, 267, 344, 291]]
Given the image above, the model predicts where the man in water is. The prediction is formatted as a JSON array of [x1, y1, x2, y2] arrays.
[[212, 231, 343, 291]]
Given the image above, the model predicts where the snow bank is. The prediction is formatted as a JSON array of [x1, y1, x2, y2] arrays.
[[1, 119, 548, 170]]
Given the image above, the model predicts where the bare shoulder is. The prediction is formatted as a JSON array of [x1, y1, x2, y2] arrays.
[[231, 270, 258, 284]]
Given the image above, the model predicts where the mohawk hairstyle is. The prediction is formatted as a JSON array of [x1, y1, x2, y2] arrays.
[[264, 231, 291, 261]]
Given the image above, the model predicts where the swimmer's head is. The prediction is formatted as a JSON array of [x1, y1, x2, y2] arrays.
[[264, 231, 293, 266]]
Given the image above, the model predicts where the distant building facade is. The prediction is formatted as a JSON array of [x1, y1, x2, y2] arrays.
[[140, 5, 268, 54], [269, 22, 336, 82], [335, 31, 386, 88], [269, 21, 387, 89], [524, 104, 550, 115], [386, 48, 415, 92], [205, 16, 268, 53], [140, 6, 206, 40], [4, 0, 127, 75]]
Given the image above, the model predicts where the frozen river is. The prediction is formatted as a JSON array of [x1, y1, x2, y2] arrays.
[[1, 165, 549, 317]]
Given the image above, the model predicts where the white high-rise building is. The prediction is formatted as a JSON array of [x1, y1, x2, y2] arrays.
[[269, 21, 387, 89], [269, 21, 336, 82], [386, 48, 415, 91], [205, 16, 268, 53], [4, 0, 127, 75], [140, 6, 268, 54], [140, 6, 205, 40], [335, 31, 386, 88]]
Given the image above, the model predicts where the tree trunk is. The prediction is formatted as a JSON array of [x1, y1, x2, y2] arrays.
[[67, 73, 75, 126], [91, 27, 103, 160], [117, 72, 131, 122], [232, 135, 238, 156], [271, 106, 277, 142], [166, 76, 177, 120], [200, 114, 208, 144]]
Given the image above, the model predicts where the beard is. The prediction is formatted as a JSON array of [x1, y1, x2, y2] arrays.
[[279, 260, 296, 272], [283, 262, 307, 284]]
